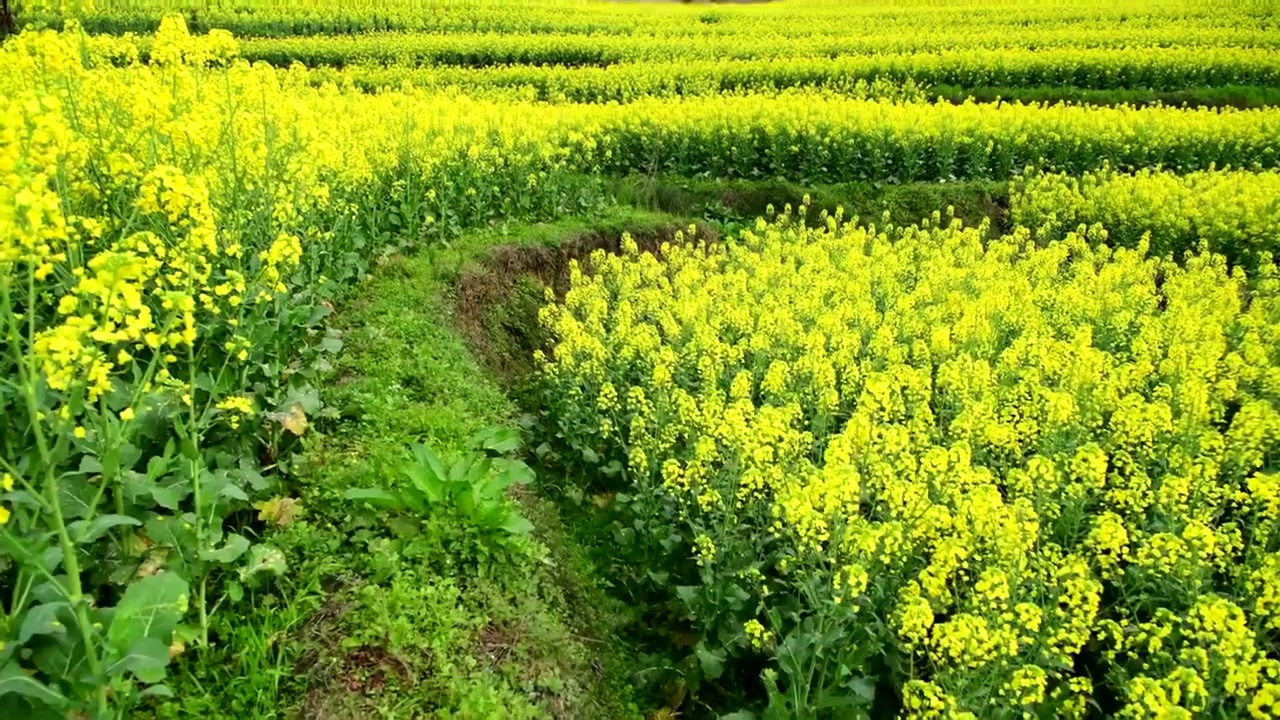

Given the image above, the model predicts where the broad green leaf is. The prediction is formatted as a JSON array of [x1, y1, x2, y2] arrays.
[[695, 642, 725, 679], [470, 427, 522, 454], [145, 516, 196, 575], [447, 457, 467, 483], [140, 684, 175, 698], [501, 513, 535, 535], [0, 661, 67, 708], [305, 304, 333, 327], [409, 443, 449, 486], [719, 712, 757, 720], [402, 463, 444, 505], [56, 476, 96, 520], [17, 603, 69, 645], [108, 573, 190, 651], [285, 385, 322, 415], [484, 460, 535, 497], [0, 534, 61, 578], [105, 636, 170, 684], [30, 639, 90, 688], [239, 545, 287, 581], [465, 458, 493, 488], [68, 514, 141, 544], [202, 534, 250, 564], [124, 471, 188, 510], [343, 488, 403, 509]]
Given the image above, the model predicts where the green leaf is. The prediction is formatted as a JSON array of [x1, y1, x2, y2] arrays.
[[124, 472, 188, 510], [675, 585, 698, 604], [108, 573, 189, 651], [68, 514, 142, 544], [449, 456, 492, 486], [285, 385, 322, 415], [202, 534, 250, 564], [470, 427, 522, 454], [140, 683, 174, 698], [846, 676, 876, 701], [343, 488, 404, 509], [409, 443, 448, 483], [145, 516, 196, 575], [0, 534, 60, 578], [105, 636, 170, 684], [719, 712, 757, 720], [695, 642, 725, 679], [317, 335, 344, 354], [501, 513, 535, 535], [305, 304, 333, 327], [17, 603, 69, 645], [0, 660, 68, 708], [484, 460, 534, 497], [402, 463, 445, 505], [239, 545, 287, 581]]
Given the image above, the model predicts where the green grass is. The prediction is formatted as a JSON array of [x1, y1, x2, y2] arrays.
[[153, 207, 681, 720]]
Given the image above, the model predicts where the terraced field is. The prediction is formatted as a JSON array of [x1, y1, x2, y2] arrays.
[[3, 1, 1280, 718]]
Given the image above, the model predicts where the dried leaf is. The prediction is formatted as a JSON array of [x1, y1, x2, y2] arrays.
[[254, 497, 303, 527], [135, 548, 169, 579], [268, 404, 308, 436]]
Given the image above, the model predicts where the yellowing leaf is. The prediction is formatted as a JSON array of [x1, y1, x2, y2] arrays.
[[268, 404, 308, 436], [254, 497, 303, 528]]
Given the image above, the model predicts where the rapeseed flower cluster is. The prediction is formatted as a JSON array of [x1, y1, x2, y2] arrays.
[[539, 206, 1280, 716]]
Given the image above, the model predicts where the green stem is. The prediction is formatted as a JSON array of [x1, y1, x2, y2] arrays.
[[187, 341, 209, 647], [2, 272, 108, 715]]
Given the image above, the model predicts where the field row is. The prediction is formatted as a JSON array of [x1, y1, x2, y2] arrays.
[[231, 31, 1280, 71], [19, 0, 1278, 41], [21, 28, 1280, 185], [254, 45, 1280, 94]]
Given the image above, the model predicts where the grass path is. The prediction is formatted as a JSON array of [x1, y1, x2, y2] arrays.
[[158, 208, 679, 719]]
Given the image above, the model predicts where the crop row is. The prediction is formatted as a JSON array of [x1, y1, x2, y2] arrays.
[[534, 208, 1280, 718], [292, 47, 1280, 101], [18, 0, 1278, 41], [20, 0, 1280, 40], [32, 26, 1280, 185], [1012, 167, 1280, 268], [229, 28, 1280, 70]]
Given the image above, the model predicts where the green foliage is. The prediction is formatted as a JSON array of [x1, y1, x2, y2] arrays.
[[151, 219, 655, 718], [345, 433, 537, 543]]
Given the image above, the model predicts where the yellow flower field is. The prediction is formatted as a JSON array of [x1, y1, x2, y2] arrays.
[[2, 0, 1279, 716], [537, 208, 1280, 717]]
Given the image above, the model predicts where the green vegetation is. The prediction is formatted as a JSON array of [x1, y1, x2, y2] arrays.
[[158, 211, 681, 719], [4, 0, 1280, 718]]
